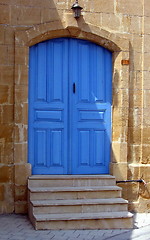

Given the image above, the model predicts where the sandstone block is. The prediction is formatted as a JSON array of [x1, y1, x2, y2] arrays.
[[14, 143, 27, 164], [112, 125, 128, 142], [144, 35, 150, 53], [131, 52, 142, 71], [112, 107, 128, 127], [7, 45, 14, 65], [128, 89, 142, 108], [4, 26, 15, 44], [0, 25, 5, 44], [14, 124, 27, 143], [102, 13, 120, 32], [15, 46, 28, 65], [113, 88, 129, 108], [128, 163, 141, 180], [13, 0, 55, 8], [128, 108, 142, 128], [143, 108, 150, 126], [0, 85, 9, 103], [128, 144, 141, 163], [0, 201, 14, 214], [127, 182, 139, 201], [131, 36, 143, 53], [128, 126, 141, 145], [117, 182, 139, 201], [15, 64, 28, 85], [110, 162, 128, 181], [112, 142, 127, 163], [139, 182, 150, 199], [137, 198, 150, 212], [116, 0, 143, 16], [129, 16, 142, 35], [56, 1, 67, 10], [15, 185, 27, 201], [0, 166, 14, 183], [0, 45, 7, 65], [130, 70, 142, 90], [142, 128, 150, 145], [1, 105, 13, 124], [143, 71, 150, 90], [144, 53, 150, 71], [92, 0, 114, 13], [41, 8, 62, 23], [15, 201, 27, 214], [0, 142, 14, 164], [15, 164, 31, 185], [11, 6, 41, 25], [0, 184, 4, 201], [0, 4, 10, 24], [15, 85, 28, 104], [0, 124, 13, 142], [83, 12, 101, 26], [15, 103, 28, 124], [144, 17, 150, 34], [144, 0, 150, 16], [0, 85, 13, 104], [143, 90, 150, 108], [0, 66, 14, 85]]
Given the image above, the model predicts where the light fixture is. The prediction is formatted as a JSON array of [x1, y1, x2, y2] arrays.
[[71, 0, 83, 19]]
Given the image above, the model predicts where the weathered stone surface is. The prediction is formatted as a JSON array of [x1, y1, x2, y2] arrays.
[[0, 185, 4, 201], [15, 201, 27, 214], [0, 0, 150, 214], [0, 4, 10, 24], [11, 6, 41, 25], [116, 0, 143, 16], [0, 166, 14, 183], [14, 143, 27, 164], [0, 124, 13, 142], [110, 163, 128, 181], [15, 164, 31, 185], [15, 185, 27, 201]]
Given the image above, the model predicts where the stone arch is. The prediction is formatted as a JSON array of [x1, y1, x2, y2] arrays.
[[14, 16, 130, 184]]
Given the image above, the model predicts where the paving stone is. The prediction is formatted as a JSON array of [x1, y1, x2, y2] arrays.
[[0, 214, 150, 240]]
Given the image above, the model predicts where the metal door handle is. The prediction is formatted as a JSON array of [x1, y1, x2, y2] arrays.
[[73, 83, 76, 93]]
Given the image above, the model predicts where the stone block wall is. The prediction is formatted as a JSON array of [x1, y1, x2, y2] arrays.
[[0, 0, 150, 213]]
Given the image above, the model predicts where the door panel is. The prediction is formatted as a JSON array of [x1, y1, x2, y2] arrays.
[[70, 39, 112, 174], [29, 38, 112, 174], [29, 38, 69, 174]]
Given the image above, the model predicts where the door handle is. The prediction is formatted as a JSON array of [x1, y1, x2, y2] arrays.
[[73, 83, 76, 93]]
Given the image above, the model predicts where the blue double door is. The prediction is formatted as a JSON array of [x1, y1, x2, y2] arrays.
[[29, 38, 112, 175]]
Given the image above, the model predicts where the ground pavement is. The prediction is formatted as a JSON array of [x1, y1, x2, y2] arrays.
[[0, 213, 150, 240]]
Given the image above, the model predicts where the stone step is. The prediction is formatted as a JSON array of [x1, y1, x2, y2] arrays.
[[30, 198, 128, 214], [32, 212, 133, 230], [29, 186, 122, 200], [28, 175, 116, 188]]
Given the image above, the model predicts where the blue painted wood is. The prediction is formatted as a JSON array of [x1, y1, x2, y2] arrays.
[[70, 39, 112, 174], [28, 38, 112, 174], [29, 38, 69, 174]]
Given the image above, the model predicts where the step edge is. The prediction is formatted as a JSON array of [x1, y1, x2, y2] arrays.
[[28, 186, 122, 192], [33, 212, 133, 221], [29, 175, 115, 180], [31, 199, 128, 207]]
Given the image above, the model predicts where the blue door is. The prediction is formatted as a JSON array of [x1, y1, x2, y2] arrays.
[[29, 38, 112, 174]]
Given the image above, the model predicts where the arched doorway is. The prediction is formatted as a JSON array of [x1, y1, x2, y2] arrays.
[[28, 38, 112, 174]]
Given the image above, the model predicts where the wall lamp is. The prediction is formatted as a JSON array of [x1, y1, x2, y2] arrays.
[[71, 0, 83, 19]]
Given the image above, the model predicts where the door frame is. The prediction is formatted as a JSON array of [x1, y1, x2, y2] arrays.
[[14, 19, 130, 181], [28, 38, 112, 175]]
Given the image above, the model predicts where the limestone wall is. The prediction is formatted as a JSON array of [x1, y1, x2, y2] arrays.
[[0, 0, 150, 213]]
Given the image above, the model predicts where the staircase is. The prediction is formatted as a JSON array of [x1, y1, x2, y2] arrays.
[[28, 175, 133, 230]]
